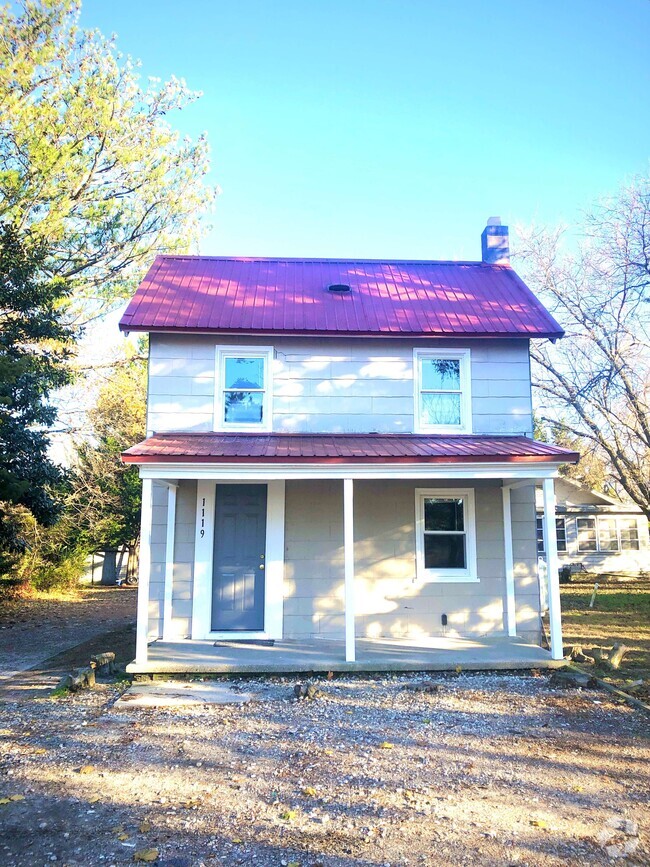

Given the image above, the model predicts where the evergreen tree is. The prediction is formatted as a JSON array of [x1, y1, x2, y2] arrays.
[[0, 224, 75, 569]]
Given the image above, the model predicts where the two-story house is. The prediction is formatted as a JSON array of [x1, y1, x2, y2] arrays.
[[120, 219, 579, 674]]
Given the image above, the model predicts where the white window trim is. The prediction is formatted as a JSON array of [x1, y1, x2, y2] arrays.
[[413, 348, 472, 434], [214, 345, 274, 432], [415, 487, 478, 583]]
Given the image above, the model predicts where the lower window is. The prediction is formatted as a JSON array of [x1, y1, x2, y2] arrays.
[[415, 488, 478, 582]]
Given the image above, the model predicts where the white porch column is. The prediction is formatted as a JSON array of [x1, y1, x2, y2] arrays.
[[135, 479, 153, 665], [343, 478, 356, 663], [501, 485, 517, 637], [542, 478, 564, 660], [162, 484, 178, 641]]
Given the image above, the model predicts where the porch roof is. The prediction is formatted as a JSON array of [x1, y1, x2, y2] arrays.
[[122, 432, 579, 465]]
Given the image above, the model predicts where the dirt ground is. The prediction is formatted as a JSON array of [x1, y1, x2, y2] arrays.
[[0, 587, 137, 679], [0, 671, 648, 867]]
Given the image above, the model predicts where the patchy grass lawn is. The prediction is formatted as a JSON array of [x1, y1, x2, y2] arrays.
[[559, 579, 650, 688]]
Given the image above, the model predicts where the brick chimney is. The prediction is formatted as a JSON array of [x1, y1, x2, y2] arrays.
[[481, 216, 509, 265]]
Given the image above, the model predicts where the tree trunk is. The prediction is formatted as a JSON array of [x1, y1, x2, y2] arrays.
[[126, 539, 139, 582], [100, 549, 118, 585]]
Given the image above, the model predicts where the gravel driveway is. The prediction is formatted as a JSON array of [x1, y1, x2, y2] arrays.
[[0, 672, 647, 866]]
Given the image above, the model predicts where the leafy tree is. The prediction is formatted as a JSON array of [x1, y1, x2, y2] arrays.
[[516, 176, 650, 518], [0, 223, 75, 573], [0, 0, 215, 320], [533, 416, 609, 495], [68, 349, 147, 576]]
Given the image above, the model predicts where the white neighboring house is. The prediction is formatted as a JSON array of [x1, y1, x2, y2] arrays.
[[536, 477, 650, 576]]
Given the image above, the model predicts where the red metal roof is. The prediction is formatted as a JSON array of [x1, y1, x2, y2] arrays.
[[122, 433, 579, 464], [119, 256, 564, 339]]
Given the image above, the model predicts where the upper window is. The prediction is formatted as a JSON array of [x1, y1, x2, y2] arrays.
[[215, 346, 273, 431], [536, 516, 567, 554], [415, 488, 478, 582], [413, 349, 471, 433], [577, 516, 640, 553]]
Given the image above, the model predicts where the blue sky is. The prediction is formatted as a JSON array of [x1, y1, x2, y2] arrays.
[[79, 0, 650, 261]]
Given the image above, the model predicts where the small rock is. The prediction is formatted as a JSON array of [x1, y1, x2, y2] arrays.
[[402, 680, 443, 694], [293, 682, 323, 701], [133, 849, 159, 863]]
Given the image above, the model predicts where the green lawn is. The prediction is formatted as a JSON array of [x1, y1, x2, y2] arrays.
[[557, 579, 650, 690]]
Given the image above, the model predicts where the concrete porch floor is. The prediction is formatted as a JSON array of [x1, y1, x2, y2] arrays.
[[126, 635, 562, 675]]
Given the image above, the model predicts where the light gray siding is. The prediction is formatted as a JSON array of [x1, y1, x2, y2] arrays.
[[283, 479, 541, 643], [147, 335, 533, 436], [147, 480, 196, 641], [147, 478, 541, 645], [510, 485, 542, 639], [170, 480, 197, 638], [147, 481, 168, 640]]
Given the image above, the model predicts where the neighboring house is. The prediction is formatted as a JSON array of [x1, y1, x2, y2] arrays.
[[535, 477, 650, 576], [119, 218, 579, 673]]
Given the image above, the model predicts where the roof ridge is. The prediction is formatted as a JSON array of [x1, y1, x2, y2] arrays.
[[155, 254, 510, 267]]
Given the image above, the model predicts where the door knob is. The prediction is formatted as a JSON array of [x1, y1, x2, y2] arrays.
[[259, 564, 265, 570]]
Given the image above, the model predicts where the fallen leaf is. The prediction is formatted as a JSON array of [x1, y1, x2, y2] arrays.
[[0, 729, 13, 736], [379, 742, 394, 750], [231, 838, 243, 844], [530, 819, 550, 829], [454, 665, 462, 674], [32, 748, 47, 756], [0, 798, 11, 805], [139, 820, 152, 833], [133, 849, 159, 863], [302, 787, 317, 797], [287, 861, 301, 867], [280, 809, 297, 821], [9, 795, 25, 802], [77, 765, 95, 775], [88, 795, 101, 804], [181, 798, 201, 809]]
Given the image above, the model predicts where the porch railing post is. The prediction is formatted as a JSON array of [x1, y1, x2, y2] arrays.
[[135, 478, 153, 665], [343, 478, 356, 663], [162, 484, 177, 642], [542, 477, 563, 660], [501, 485, 517, 637]]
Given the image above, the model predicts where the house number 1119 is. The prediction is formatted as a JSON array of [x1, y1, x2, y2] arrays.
[[200, 497, 205, 537]]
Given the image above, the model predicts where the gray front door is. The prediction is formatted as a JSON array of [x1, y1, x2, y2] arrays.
[[212, 484, 267, 631]]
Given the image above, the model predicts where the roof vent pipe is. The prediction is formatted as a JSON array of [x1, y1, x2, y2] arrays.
[[481, 216, 510, 265], [327, 283, 352, 293]]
